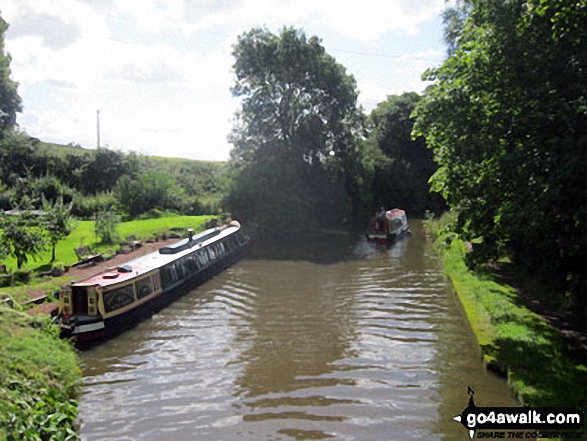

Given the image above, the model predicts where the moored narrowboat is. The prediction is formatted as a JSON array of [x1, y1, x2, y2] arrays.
[[57, 220, 249, 346], [366, 208, 411, 244]]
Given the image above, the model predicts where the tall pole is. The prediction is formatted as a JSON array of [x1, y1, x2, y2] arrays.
[[96, 109, 100, 148]]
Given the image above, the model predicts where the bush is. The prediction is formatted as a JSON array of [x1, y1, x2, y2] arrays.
[[13, 269, 31, 284], [94, 210, 120, 244], [0, 187, 14, 210], [0, 273, 12, 287], [51, 261, 65, 277], [0, 309, 81, 440], [71, 192, 116, 219]]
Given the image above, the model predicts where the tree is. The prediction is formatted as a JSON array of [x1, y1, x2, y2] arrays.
[[413, 0, 587, 308], [42, 197, 75, 262], [94, 210, 120, 244], [0, 15, 22, 131], [81, 148, 127, 194], [368, 93, 444, 214], [227, 27, 365, 234], [0, 129, 34, 187], [0, 212, 46, 269]]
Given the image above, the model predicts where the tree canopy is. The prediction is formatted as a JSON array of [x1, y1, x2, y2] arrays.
[[413, 0, 587, 308], [226, 27, 366, 234], [0, 15, 21, 131], [368, 93, 444, 214]]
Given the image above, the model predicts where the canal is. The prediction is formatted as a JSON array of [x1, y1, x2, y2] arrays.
[[79, 220, 518, 440]]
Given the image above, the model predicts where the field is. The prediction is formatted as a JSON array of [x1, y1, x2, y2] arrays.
[[1, 215, 212, 272]]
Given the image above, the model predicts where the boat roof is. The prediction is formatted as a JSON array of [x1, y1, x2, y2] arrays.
[[74, 222, 242, 289], [386, 208, 406, 220]]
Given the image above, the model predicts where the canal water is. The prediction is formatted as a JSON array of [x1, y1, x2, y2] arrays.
[[79, 221, 518, 440]]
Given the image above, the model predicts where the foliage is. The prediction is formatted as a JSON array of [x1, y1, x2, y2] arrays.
[[94, 210, 120, 244], [41, 197, 75, 262], [115, 171, 183, 217], [368, 93, 444, 215], [0, 308, 81, 440], [0, 215, 209, 275], [70, 191, 116, 219], [413, 0, 587, 309], [441, 1, 470, 57], [0, 139, 226, 217], [0, 211, 46, 269], [227, 27, 366, 234], [0, 130, 34, 190], [426, 214, 587, 409], [80, 147, 127, 194], [0, 15, 22, 131]]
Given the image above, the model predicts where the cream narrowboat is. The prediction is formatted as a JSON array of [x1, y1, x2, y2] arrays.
[[57, 221, 249, 345]]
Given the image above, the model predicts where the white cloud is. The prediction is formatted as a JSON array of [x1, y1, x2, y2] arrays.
[[2, 0, 447, 161], [221, 0, 443, 40]]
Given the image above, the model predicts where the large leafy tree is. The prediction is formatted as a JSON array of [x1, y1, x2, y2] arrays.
[[81, 147, 127, 194], [0, 15, 21, 131], [227, 27, 365, 234], [369, 93, 443, 214], [413, 0, 587, 307]]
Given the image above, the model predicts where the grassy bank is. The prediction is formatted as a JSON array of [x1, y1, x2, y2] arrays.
[[0, 215, 215, 439], [427, 214, 587, 408], [1, 215, 212, 308], [0, 307, 81, 440], [1, 215, 211, 273]]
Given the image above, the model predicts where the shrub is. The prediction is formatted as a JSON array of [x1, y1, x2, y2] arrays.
[[94, 210, 120, 244], [13, 269, 31, 284], [71, 192, 116, 219]]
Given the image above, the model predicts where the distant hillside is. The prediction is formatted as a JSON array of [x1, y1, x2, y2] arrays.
[[0, 134, 228, 217]]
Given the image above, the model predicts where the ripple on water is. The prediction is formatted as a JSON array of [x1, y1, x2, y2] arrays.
[[80, 226, 519, 440]]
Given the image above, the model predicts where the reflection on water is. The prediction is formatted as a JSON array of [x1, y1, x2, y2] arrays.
[[79, 221, 518, 440]]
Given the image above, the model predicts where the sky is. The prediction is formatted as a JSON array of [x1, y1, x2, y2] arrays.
[[1, 0, 448, 162]]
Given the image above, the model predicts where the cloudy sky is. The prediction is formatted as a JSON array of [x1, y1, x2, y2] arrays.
[[1, 0, 448, 161]]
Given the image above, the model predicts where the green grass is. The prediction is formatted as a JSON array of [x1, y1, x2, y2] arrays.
[[0, 307, 81, 440], [427, 215, 587, 410], [1, 215, 212, 273], [0, 278, 74, 310]]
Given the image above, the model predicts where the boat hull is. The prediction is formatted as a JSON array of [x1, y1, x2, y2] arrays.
[[61, 242, 248, 347], [366, 226, 411, 244]]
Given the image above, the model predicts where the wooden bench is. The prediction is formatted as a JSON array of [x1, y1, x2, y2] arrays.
[[72, 245, 104, 267], [126, 235, 142, 250]]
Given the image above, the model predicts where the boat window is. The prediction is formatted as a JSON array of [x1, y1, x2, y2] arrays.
[[209, 246, 216, 260], [201, 250, 210, 265], [186, 255, 196, 270], [176, 261, 186, 279], [136, 277, 154, 299], [153, 273, 161, 291], [161, 264, 179, 288], [390, 218, 404, 230], [103, 285, 135, 313], [170, 265, 179, 282]]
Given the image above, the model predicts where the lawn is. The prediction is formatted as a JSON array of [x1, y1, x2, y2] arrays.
[[1, 215, 212, 272]]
